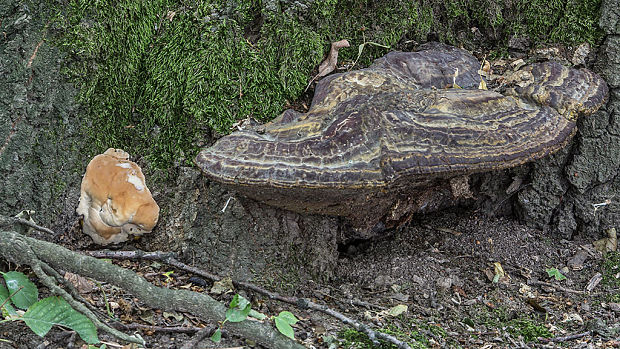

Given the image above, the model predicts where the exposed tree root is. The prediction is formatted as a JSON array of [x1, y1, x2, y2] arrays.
[[88, 249, 413, 349], [0, 227, 302, 349]]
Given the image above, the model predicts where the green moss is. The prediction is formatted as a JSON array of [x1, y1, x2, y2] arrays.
[[338, 325, 428, 349], [506, 319, 552, 342], [511, 0, 603, 46], [602, 251, 620, 288], [53, 0, 325, 172], [470, 305, 552, 343], [51, 0, 604, 173]]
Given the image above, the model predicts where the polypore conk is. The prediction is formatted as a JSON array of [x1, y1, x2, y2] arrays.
[[195, 42, 608, 236], [77, 148, 159, 245]]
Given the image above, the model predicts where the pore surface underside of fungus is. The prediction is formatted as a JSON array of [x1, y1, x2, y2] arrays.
[[196, 42, 608, 236], [77, 148, 160, 245]]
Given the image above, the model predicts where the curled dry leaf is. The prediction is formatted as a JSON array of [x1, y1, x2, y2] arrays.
[[586, 272, 603, 292], [63, 271, 95, 294], [482, 60, 491, 73], [305, 39, 350, 91], [478, 58, 490, 90], [317, 39, 350, 78]]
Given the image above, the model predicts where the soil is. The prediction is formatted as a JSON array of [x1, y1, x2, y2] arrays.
[[1, 209, 619, 348]]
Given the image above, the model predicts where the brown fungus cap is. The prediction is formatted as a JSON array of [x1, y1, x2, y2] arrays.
[[196, 43, 608, 232], [77, 148, 159, 245]]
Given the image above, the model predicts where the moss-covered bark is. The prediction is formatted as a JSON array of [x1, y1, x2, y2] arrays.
[[51, 0, 605, 171]]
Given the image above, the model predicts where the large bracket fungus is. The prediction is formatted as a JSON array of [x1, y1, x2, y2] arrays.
[[196, 43, 608, 237], [77, 148, 160, 245]]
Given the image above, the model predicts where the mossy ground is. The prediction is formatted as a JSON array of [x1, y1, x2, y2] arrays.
[[337, 319, 444, 349], [335, 308, 551, 348], [50, 0, 604, 175], [602, 252, 620, 293]]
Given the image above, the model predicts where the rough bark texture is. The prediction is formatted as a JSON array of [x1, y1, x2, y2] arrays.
[[516, 0, 620, 239], [0, 1, 84, 231], [143, 167, 341, 281]]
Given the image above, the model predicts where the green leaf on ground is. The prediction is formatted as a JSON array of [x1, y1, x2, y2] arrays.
[[276, 311, 298, 325], [546, 268, 567, 281], [228, 294, 240, 309], [0, 283, 17, 316], [225, 295, 251, 323], [23, 296, 98, 344], [275, 316, 295, 339], [210, 328, 222, 342], [274, 311, 298, 339], [2, 271, 38, 309]]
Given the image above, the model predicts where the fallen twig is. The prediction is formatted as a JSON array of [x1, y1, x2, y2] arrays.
[[0, 286, 23, 311], [41, 264, 110, 323], [31, 258, 144, 344], [350, 299, 387, 310], [0, 215, 55, 235], [538, 330, 592, 343], [88, 249, 413, 349], [179, 326, 219, 349], [111, 322, 203, 334], [27, 39, 45, 68], [529, 280, 585, 295]]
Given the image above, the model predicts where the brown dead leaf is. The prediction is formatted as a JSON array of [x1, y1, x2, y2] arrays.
[[526, 297, 547, 313], [210, 277, 234, 295], [64, 271, 95, 294], [453, 285, 467, 297], [118, 298, 133, 314], [305, 39, 350, 91], [318, 39, 350, 77]]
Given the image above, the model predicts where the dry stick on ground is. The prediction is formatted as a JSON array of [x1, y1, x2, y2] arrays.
[[538, 330, 592, 343], [87, 249, 413, 349], [0, 286, 23, 310], [110, 322, 204, 334], [0, 231, 144, 345], [0, 229, 303, 349], [529, 280, 585, 295], [0, 216, 55, 235], [40, 263, 108, 320], [179, 326, 219, 349], [30, 261, 143, 344]]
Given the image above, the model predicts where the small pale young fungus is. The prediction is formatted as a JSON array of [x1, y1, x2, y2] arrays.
[[77, 148, 159, 245]]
